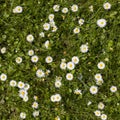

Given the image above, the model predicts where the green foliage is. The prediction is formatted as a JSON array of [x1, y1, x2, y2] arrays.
[[0, 0, 120, 120]]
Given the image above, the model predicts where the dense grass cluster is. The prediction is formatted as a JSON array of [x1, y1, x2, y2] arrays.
[[0, 0, 120, 120]]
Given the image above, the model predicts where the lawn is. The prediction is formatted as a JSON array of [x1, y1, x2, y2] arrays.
[[0, 0, 120, 120]]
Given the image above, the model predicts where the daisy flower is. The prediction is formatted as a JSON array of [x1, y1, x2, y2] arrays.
[[31, 55, 39, 63], [53, 5, 60, 12], [33, 110, 39, 117], [101, 114, 107, 120], [97, 19, 107, 28], [0, 73, 7, 81], [72, 56, 79, 64], [89, 5, 94, 12], [13, 6, 23, 13], [66, 73, 73, 81], [62, 8, 68, 13], [103, 2, 111, 10], [96, 79, 104, 86], [50, 95, 56, 102], [97, 61, 105, 69], [28, 49, 34, 56], [19, 89, 28, 98], [94, 110, 101, 117], [20, 112, 26, 119], [78, 19, 84, 26], [10, 80, 17, 87], [23, 95, 29, 102], [45, 56, 53, 63], [24, 83, 30, 90], [60, 62, 67, 70], [36, 69, 45, 78], [55, 80, 62, 88], [26, 34, 34, 43], [74, 89, 82, 95], [90, 86, 98, 94], [95, 73, 102, 80], [48, 14, 54, 21], [55, 94, 62, 102], [52, 26, 58, 32], [18, 81, 25, 89], [98, 102, 105, 110], [55, 116, 60, 120], [32, 101, 39, 109], [1, 47, 6, 54], [80, 44, 88, 53], [44, 40, 50, 49], [39, 32, 45, 37], [43, 23, 50, 31], [73, 27, 80, 34], [110, 86, 117, 93], [16, 57, 22, 64], [71, 4, 78, 12], [67, 62, 75, 70]]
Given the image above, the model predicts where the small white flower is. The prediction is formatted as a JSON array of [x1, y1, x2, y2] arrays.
[[23, 96, 29, 102], [24, 83, 30, 90], [55, 81, 62, 88], [18, 81, 25, 89], [62, 7, 68, 13], [60, 62, 67, 70], [32, 101, 39, 109], [66, 73, 73, 81], [90, 86, 98, 94], [19, 89, 28, 98], [110, 86, 117, 93], [31, 55, 39, 63], [48, 14, 54, 21], [14, 6, 23, 13], [78, 19, 84, 26], [71, 4, 78, 12], [39, 32, 45, 37], [53, 5, 60, 12], [16, 57, 22, 64], [72, 56, 79, 64], [80, 44, 88, 53], [55, 94, 62, 102], [95, 73, 102, 80], [45, 56, 53, 63], [89, 5, 94, 12], [44, 40, 50, 49], [103, 2, 111, 10], [10, 80, 17, 87], [98, 102, 105, 110], [26, 34, 34, 43], [50, 95, 56, 102], [1, 47, 6, 54], [33, 110, 39, 117], [94, 110, 101, 117], [87, 101, 92, 106], [33, 96, 38, 101], [52, 26, 58, 32], [96, 79, 104, 86], [67, 62, 75, 70], [36, 69, 45, 78], [73, 27, 80, 34], [49, 21, 56, 27], [74, 89, 82, 95], [55, 116, 60, 120], [43, 23, 50, 31], [28, 50, 34, 56], [97, 61, 105, 69], [97, 19, 107, 28], [20, 112, 26, 119], [0, 73, 7, 81], [101, 114, 107, 120]]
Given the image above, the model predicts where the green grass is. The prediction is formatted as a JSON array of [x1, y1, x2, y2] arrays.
[[0, 0, 120, 120]]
